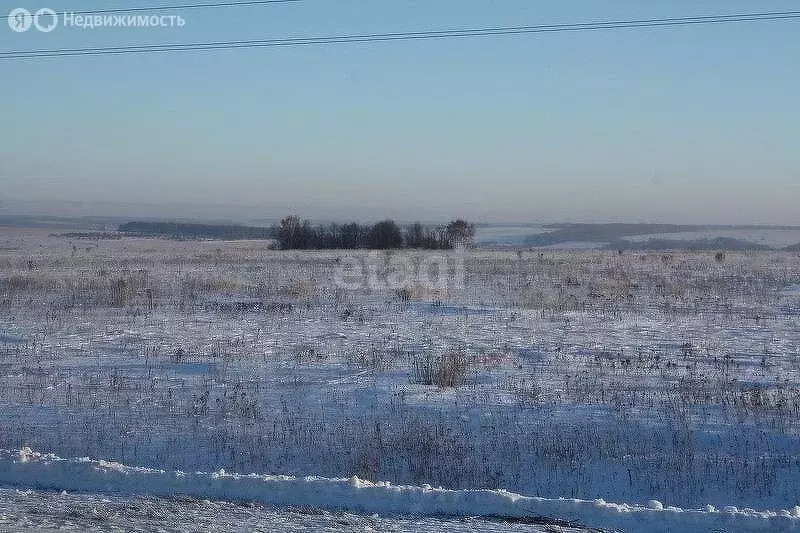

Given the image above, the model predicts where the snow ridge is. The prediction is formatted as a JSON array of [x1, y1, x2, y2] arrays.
[[3, 448, 799, 533]]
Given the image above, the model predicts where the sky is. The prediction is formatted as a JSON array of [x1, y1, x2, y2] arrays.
[[2, 0, 799, 224]]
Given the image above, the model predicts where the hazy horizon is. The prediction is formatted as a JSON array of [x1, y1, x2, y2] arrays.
[[5, 197, 800, 228]]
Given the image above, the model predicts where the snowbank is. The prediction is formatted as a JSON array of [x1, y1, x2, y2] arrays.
[[2, 448, 799, 533]]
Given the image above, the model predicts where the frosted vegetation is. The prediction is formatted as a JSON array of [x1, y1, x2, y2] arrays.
[[1, 233, 800, 526]]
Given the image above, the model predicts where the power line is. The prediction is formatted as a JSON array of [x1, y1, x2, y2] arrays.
[[2, 10, 798, 60], [45, 0, 304, 16]]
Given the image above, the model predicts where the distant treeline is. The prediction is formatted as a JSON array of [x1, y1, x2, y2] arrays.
[[525, 224, 701, 246], [116, 218, 475, 249], [525, 223, 800, 247], [118, 221, 274, 240], [274, 216, 475, 250]]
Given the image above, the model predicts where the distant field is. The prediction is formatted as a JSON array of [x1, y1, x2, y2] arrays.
[[477, 223, 800, 250], [474, 225, 549, 245], [625, 228, 800, 248]]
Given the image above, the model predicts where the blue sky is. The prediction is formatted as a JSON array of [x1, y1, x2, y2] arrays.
[[2, 1, 799, 223]]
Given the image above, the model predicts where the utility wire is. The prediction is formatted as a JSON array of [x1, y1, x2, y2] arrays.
[[46, 0, 303, 16], [2, 10, 798, 60]]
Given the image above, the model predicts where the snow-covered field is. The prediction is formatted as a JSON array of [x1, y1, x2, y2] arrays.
[[1, 231, 800, 531], [0, 486, 588, 533], [0, 489, 596, 533], [624, 229, 800, 249]]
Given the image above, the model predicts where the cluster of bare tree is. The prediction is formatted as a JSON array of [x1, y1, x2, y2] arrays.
[[275, 216, 475, 250]]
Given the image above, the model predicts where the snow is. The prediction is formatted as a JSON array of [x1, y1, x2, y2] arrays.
[[780, 283, 800, 296], [0, 488, 584, 533], [1, 448, 799, 533], [2, 234, 800, 532]]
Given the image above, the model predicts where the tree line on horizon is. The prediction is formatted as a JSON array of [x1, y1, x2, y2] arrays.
[[274, 216, 475, 250], [117, 218, 475, 249], [118, 221, 273, 240]]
